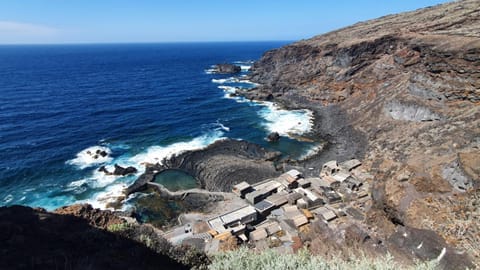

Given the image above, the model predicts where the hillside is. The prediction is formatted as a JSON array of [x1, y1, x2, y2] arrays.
[[245, 0, 479, 265]]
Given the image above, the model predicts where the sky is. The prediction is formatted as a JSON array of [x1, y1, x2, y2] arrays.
[[0, 0, 452, 44]]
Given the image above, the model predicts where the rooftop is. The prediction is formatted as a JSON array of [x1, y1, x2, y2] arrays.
[[220, 205, 257, 225]]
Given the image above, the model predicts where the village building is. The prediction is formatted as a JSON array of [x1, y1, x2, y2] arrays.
[[296, 198, 308, 209], [312, 207, 337, 222], [340, 159, 362, 171], [250, 228, 268, 241], [321, 160, 340, 176], [246, 180, 283, 204], [294, 187, 323, 207], [283, 205, 309, 227], [318, 186, 342, 204], [331, 171, 351, 182], [232, 181, 253, 198], [278, 169, 302, 189], [220, 205, 257, 227], [297, 178, 311, 188], [265, 191, 288, 207], [254, 200, 275, 215], [287, 192, 303, 205], [343, 176, 362, 190]]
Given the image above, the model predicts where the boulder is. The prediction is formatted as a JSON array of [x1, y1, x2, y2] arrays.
[[267, 132, 280, 142]]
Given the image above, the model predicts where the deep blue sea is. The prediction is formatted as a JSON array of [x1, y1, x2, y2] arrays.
[[0, 42, 315, 211]]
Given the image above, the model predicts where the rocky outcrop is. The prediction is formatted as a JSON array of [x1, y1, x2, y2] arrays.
[[388, 226, 474, 270], [98, 164, 138, 176], [0, 205, 191, 270], [127, 139, 282, 194], [267, 131, 280, 142], [212, 63, 241, 74], [246, 0, 479, 264]]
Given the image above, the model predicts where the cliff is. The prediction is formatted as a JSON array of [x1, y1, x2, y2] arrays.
[[246, 0, 479, 264]]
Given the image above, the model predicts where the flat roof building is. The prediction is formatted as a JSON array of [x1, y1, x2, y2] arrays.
[[287, 192, 303, 205], [220, 205, 257, 227], [250, 228, 268, 241], [321, 160, 340, 176], [254, 200, 275, 215], [312, 207, 337, 221], [340, 159, 362, 171], [265, 191, 288, 207], [232, 181, 253, 198]]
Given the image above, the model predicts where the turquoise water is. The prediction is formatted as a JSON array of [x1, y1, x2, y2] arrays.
[[154, 170, 197, 191]]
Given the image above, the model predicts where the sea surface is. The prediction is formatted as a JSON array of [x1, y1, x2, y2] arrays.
[[0, 42, 316, 211]]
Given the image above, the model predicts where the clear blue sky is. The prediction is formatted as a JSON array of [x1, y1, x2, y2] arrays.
[[0, 0, 452, 44]]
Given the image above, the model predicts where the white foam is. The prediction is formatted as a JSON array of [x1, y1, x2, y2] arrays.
[[205, 66, 216, 74], [66, 146, 112, 169], [80, 182, 128, 210], [218, 86, 251, 103], [129, 131, 225, 165], [215, 120, 230, 132], [298, 143, 324, 160], [3, 194, 13, 204], [218, 85, 237, 94], [240, 65, 251, 71], [212, 77, 237, 84], [258, 102, 313, 137]]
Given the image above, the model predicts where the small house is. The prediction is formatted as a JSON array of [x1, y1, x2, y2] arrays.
[[265, 192, 288, 207], [220, 205, 257, 228], [297, 178, 311, 188], [332, 171, 351, 182], [296, 198, 308, 209], [321, 160, 340, 176], [250, 228, 268, 241], [254, 200, 275, 215], [312, 207, 337, 222], [232, 181, 253, 198], [287, 192, 303, 205], [340, 159, 362, 171]]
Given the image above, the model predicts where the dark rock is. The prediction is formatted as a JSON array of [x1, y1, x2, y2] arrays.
[[0, 205, 188, 270], [99, 164, 138, 176], [98, 165, 111, 175], [127, 139, 282, 194], [113, 164, 138, 176], [267, 132, 280, 142], [212, 63, 241, 74], [388, 226, 474, 270]]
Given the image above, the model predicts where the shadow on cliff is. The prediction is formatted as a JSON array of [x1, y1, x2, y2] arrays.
[[0, 205, 188, 270]]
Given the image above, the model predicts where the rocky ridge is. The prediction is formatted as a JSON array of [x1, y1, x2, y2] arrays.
[[0, 204, 211, 270], [244, 0, 480, 264]]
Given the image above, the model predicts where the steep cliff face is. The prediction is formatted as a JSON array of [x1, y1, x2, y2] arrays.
[[248, 0, 480, 263]]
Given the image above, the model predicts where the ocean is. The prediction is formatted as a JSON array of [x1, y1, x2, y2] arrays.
[[0, 42, 315, 211]]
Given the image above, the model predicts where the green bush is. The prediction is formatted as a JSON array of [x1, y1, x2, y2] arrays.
[[106, 222, 131, 232], [209, 247, 438, 270]]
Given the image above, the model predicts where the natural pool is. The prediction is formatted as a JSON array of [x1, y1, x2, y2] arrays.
[[153, 169, 198, 191]]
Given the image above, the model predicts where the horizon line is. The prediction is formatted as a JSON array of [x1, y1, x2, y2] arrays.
[[0, 39, 298, 46]]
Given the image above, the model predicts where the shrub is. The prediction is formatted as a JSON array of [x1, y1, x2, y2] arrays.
[[107, 222, 131, 232], [208, 247, 438, 270]]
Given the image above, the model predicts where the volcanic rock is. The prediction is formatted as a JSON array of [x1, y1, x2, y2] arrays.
[[127, 139, 282, 194], [212, 63, 241, 74], [267, 132, 280, 142], [98, 164, 138, 176]]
